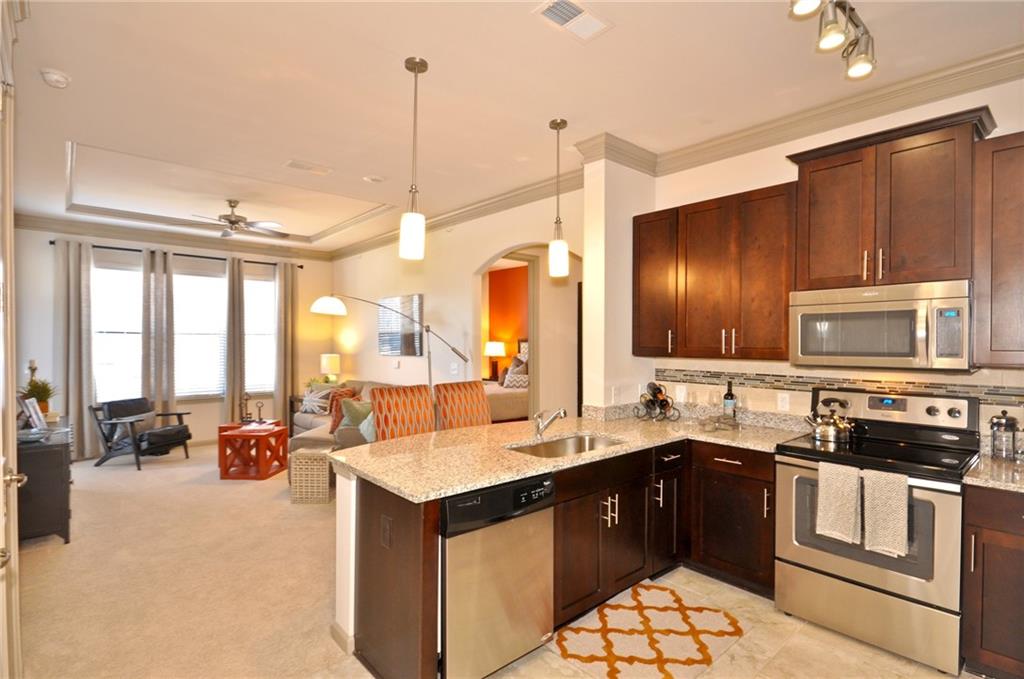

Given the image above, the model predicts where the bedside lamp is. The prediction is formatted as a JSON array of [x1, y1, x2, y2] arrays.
[[320, 353, 341, 383], [484, 341, 506, 381]]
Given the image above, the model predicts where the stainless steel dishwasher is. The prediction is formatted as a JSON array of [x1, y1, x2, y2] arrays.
[[441, 474, 555, 679]]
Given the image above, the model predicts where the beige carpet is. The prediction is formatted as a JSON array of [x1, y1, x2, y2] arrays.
[[18, 445, 360, 679]]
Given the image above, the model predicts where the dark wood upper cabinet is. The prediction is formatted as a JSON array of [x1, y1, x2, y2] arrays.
[[974, 131, 1024, 367], [963, 485, 1024, 679], [632, 209, 679, 357], [679, 198, 734, 357], [795, 147, 876, 290], [733, 184, 796, 360], [875, 124, 973, 284]]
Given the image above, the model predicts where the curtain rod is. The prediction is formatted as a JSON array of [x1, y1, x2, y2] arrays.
[[48, 240, 304, 269]]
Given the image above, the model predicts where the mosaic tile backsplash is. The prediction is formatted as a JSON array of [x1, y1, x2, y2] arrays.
[[655, 368, 1024, 407]]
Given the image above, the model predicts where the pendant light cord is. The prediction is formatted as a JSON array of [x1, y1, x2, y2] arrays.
[[554, 124, 562, 239], [409, 70, 419, 213]]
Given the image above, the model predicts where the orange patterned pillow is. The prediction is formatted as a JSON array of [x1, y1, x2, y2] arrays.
[[328, 388, 359, 433]]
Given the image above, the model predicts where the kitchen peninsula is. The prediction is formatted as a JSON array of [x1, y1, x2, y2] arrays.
[[329, 415, 804, 679]]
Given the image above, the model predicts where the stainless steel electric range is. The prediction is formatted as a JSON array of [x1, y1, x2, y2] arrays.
[[774, 387, 980, 675]]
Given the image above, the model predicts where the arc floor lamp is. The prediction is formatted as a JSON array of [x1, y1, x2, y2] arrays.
[[309, 293, 470, 426]]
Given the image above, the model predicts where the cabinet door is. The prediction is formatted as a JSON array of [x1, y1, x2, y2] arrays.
[[963, 525, 1024, 677], [691, 466, 774, 589], [679, 198, 733, 357], [633, 209, 679, 357], [974, 131, 1024, 367], [795, 147, 876, 290], [732, 183, 796, 360], [875, 124, 973, 284], [603, 477, 649, 594], [554, 490, 606, 625], [649, 470, 680, 575]]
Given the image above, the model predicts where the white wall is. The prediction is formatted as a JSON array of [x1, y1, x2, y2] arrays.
[[331, 190, 583, 400], [651, 78, 1024, 420], [14, 228, 335, 443]]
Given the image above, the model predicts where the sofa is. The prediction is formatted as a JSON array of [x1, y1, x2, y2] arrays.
[[289, 380, 392, 453]]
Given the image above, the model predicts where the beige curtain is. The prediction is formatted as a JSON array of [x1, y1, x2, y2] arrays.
[[54, 240, 97, 460], [224, 257, 246, 423], [275, 263, 296, 422], [142, 249, 175, 413]]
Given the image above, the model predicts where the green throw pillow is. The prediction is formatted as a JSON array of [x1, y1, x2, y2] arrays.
[[340, 398, 373, 427]]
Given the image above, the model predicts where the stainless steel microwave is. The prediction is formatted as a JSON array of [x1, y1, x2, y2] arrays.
[[789, 280, 970, 370]]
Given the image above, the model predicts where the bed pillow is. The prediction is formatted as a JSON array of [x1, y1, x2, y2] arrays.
[[300, 385, 337, 414], [504, 373, 529, 389], [340, 398, 373, 428], [508, 356, 528, 376], [328, 389, 360, 432]]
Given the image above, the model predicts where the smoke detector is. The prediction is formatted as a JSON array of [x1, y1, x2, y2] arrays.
[[536, 0, 610, 41], [40, 68, 71, 89]]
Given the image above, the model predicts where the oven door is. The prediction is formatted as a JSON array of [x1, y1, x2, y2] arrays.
[[775, 455, 962, 612], [790, 299, 929, 369]]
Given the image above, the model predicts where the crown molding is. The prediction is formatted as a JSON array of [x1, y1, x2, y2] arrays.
[[14, 213, 334, 262], [655, 44, 1024, 176], [330, 168, 584, 260], [575, 133, 657, 176], [311, 203, 395, 242]]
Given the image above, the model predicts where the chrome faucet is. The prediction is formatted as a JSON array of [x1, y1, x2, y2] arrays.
[[534, 408, 568, 438]]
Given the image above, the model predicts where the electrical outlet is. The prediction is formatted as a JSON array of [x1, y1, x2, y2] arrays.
[[450, 362, 459, 376], [674, 384, 687, 402], [611, 385, 620, 403], [776, 392, 791, 412], [392, 359, 401, 369]]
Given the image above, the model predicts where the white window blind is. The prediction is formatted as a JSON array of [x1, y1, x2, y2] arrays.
[[378, 294, 423, 356], [173, 256, 227, 398], [91, 251, 143, 402], [244, 263, 277, 394]]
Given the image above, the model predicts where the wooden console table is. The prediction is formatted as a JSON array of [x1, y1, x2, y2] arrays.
[[218, 421, 287, 480], [17, 428, 72, 543]]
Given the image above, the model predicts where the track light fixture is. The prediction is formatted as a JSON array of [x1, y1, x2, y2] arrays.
[[790, 0, 876, 80]]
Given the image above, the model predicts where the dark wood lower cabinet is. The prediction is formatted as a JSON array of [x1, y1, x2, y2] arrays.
[[649, 469, 680, 575], [963, 486, 1024, 679], [689, 442, 774, 592], [605, 477, 649, 593], [554, 490, 606, 624]]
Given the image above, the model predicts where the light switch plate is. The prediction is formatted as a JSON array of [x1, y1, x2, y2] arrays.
[[392, 359, 401, 369], [776, 392, 791, 412], [450, 362, 459, 376]]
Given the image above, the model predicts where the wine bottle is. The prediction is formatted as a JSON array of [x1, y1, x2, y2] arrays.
[[723, 380, 737, 419]]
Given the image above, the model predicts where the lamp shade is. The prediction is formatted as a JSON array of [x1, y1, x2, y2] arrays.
[[399, 211, 426, 260], [548, 238, 570, 278], [484, 341, 506, 358], [320, 353, 342, 375], [310, 295, 348, 316]]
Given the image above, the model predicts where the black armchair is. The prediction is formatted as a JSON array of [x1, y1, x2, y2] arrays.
[[90, 398, 193, 470]]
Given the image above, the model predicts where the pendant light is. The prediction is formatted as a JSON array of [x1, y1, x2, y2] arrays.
[[789, 0, 821, 17], [399, 57, 428, 261], [548, 118, 569, 279]]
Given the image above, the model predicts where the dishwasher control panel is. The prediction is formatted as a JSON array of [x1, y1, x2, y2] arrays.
[[442, 473, 555, 538], [514, 478, 554, 511]]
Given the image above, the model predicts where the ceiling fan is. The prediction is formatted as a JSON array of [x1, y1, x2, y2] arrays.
[[192, 199, 291, 239]]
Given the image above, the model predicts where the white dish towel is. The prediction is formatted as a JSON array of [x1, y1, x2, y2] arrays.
[[862, 469, 909, 558], [815, 462, 862, 544]]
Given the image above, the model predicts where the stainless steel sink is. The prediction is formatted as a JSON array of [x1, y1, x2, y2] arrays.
[[508, 434, 624, 458]]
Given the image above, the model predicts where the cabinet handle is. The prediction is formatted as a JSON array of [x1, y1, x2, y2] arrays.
[[862, 250, 868, 281], [655, 480, 664, 508], [667, 330, 673, 354], [877, 248, 885, 280], [970, 533, 976, 573], [731, 328, 737, 355], [600, 497, 612, 528], [763, 489, 770, 519], [721, 329, 726, 355], [660, 454, 681, 462], [612, 493, 620, 526], [713, 457, 743, 466]]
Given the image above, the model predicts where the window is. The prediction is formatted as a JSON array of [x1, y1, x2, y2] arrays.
[[173, 257, 227, 398], [91, 251, 143, 402], [378, 294, 423, 356], [244, 263, 277, 393]]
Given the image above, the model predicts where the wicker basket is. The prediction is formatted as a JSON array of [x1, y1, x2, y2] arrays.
[[289, 447, 333, 504]]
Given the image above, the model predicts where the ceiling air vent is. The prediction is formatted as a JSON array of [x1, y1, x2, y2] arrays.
[[284, 159, 333, 176], [537, 0, 610, 41], [541, 0, 584, 26]]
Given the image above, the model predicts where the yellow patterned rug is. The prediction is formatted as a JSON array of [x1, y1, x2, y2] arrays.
[[553, 581, 743, 678]]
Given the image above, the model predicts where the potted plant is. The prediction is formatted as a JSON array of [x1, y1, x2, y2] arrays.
[[20, 378, 56, 414]]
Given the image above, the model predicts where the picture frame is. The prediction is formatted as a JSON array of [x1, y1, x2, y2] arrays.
[[21, 397, 47, 430]]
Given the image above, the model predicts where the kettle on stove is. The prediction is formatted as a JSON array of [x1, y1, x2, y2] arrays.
[[805, 398, 855, 443]]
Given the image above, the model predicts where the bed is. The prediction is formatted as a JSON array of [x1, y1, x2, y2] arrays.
[[483, 380, 529, 422]]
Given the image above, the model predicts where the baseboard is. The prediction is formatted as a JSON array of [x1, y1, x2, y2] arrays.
[[329, 621, 355, 654], [192, 438, 217, 446]]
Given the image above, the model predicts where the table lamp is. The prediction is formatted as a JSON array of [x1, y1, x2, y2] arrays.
[[320, 353, 341, 383], [484, 341, 506, 381]]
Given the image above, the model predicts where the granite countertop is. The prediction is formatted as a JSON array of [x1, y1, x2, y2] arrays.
[[965, 455, 1024, 494], [329, 416, 804, 503]]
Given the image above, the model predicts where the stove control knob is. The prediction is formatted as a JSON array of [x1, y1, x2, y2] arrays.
[[948, 407, 962, 418], [926, 406, 941, 416]]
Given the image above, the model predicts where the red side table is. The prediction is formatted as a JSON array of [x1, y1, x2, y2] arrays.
[[218, 421, 288, 480]]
